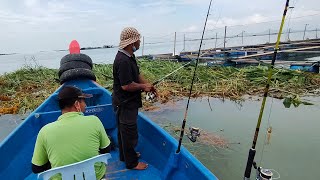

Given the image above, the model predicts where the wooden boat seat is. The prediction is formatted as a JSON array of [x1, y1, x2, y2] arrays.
[[37, 153, 111, 180]]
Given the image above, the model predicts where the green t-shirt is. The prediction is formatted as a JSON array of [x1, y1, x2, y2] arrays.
[[32, 112, 110, 180]]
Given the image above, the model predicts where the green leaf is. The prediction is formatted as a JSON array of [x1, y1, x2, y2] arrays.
[[283, 97, 292, 108]]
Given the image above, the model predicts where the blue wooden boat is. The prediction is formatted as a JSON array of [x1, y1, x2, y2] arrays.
[[290, 62, 320, 73], [0, 79, 218, 180]]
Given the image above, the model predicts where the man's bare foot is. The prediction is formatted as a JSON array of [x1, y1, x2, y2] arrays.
[[133, 162, 148, 170]]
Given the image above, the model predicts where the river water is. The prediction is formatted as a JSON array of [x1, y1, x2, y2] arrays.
[[0, 43, 179, 75], [143, 97, 320, 179], [0, 48, 320, 179], [1, 97, 319, 179]]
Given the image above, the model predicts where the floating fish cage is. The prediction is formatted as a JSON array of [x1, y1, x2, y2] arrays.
[[290, 62, 320, 73]]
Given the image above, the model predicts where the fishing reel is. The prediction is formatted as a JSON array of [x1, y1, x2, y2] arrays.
[[256, 168, 273, 180], [146, 91, 157, 102], [253, 162, 274, 180], [187, 127, 200, 142]]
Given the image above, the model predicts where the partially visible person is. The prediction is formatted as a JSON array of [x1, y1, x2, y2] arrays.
[[112, 27, 156, 170], [31, 86, 110, 180]]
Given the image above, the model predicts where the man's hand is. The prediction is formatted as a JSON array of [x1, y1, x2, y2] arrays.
[[142, 83, 153, 92]]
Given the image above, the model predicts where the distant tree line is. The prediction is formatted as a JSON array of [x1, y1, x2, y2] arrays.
[[80, 45, 114, 50], [0, 53, 15, 55]]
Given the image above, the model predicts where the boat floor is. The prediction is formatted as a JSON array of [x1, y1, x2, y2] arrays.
[[25, 150, 161, 180]]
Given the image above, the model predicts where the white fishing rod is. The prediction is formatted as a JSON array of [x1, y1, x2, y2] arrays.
[[152, 61, 193, 86], [145, 60, 194, 101]]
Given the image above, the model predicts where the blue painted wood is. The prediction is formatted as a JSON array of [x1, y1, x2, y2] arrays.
[[290, 63, 320, 73]]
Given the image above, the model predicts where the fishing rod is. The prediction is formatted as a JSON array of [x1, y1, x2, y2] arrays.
[[176, 0, 213, 153], [116, 58, 194, 104], [145, 60, 194, 101], [244, 0, 290, 179], [152, 61, 193, 86]]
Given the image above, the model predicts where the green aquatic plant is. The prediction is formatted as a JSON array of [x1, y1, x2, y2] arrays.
[[283, 95, 314, 108], [0, 66, 59, 114], [1, 60, 320, 114]]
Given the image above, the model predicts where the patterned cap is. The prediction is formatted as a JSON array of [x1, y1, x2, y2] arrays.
[[58, 86, 92, 100], [119, 27, 141, 49]]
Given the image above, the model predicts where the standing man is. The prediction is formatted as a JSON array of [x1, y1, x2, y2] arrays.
[[112, 27, 155, 170], [31, 86, 111, 180]]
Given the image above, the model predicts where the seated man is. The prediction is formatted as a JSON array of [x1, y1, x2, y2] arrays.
[[31, 86, 110, 180]]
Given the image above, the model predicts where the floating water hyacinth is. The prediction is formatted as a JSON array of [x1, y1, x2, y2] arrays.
[[283, 95, 314, 108], [1, 60, 320, 114]]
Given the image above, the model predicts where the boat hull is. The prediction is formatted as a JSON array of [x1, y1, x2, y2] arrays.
[[0, 80, 218, 180]]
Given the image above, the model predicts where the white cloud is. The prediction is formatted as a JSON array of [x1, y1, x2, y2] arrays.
[[182, 25, 199, 32], [24, 0, 38, 7], [140, 1, 164, 7], [212, 14, 269, 28], [182, 14, 269, 33], [0, 0, 319, 53]]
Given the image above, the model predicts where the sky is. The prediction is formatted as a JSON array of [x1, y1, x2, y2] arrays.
[[0, 0, 320, 53]]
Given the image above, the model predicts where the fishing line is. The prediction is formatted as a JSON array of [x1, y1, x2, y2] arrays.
[[285, 0, 297, 40], [171, 43, 216, 111], [259, 97, 274, 166], [269, 169, 281, 179], [211, 12, 221, 30], [244, 0, 290, 179], [176, 0, 213, 153]]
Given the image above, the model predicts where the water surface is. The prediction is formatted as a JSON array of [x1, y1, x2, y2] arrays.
[[144, 97, 320, 179]]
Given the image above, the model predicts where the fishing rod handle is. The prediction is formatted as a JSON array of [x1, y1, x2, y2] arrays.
[[244, 148, 256, 179]]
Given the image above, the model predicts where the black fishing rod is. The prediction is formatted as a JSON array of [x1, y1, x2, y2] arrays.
[[244, 0, 290, 179], [176, 0, 213, 153]]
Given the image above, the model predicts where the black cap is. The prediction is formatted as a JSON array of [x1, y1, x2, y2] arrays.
[[58, 86, 93, 100]]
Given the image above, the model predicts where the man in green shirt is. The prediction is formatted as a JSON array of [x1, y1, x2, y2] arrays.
[[31, 86, 110, 180]]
